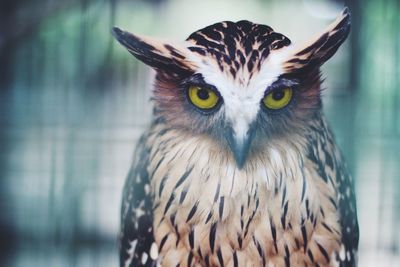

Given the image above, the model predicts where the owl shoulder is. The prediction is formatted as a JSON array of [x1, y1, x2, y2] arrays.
[[119, 133, 157, 267]]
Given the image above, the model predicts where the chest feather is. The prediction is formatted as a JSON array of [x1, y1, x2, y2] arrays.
[[147, 128, 341, 267]]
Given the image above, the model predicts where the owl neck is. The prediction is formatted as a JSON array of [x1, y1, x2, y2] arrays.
[[148, 111, 332, 218]]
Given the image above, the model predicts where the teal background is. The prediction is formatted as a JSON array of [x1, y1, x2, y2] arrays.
[[0, 0, 399, 266]]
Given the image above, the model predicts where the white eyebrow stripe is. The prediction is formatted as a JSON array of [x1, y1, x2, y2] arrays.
[[186, 47, 292, 138]]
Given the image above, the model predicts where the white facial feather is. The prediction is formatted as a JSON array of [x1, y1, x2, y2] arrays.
[[186, 45, 295, 140]]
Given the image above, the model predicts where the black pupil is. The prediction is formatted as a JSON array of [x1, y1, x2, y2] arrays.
[[272, 90, 285, 101], [197, 88, 210, 100]]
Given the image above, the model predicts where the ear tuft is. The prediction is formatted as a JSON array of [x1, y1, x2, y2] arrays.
[[284, 7, 351, 73], [112, 27, 196, 77], [111, 27, 124, 39]]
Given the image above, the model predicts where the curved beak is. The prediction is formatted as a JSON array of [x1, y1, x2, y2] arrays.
[[225, 126, 255, 169]]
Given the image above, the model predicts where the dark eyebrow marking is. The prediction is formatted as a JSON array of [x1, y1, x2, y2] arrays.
[[183, 73, 207, 84], [180, 73, 221, 95], [263, 77, 300, 94]]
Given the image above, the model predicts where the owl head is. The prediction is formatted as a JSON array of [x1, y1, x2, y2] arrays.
[[113, 8, 350, 168]]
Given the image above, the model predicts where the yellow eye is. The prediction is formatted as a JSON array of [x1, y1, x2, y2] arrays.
[[188, 85, 220, 110], [263, 87, 293, 110]]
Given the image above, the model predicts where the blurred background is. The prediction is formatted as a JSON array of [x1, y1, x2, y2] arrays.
[[0, 0, 399, 266]]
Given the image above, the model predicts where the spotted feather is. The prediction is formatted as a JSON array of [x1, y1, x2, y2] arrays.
[[119, 134, 157, 267]]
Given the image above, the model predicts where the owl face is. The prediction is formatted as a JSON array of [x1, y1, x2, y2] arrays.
[[113, 8, 350, 168]]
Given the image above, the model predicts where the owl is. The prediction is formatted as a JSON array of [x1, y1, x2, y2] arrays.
[[113, 7, 359, 267]]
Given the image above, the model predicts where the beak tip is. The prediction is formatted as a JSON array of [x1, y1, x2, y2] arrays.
[[225, 127, 254, 170], [234, 154, 246, 169], [230, 140, 251, 169]]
